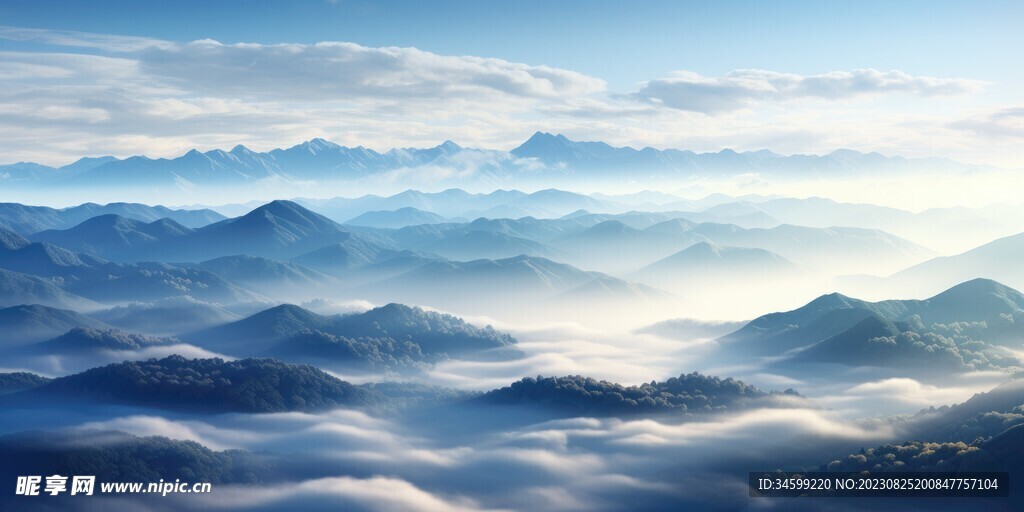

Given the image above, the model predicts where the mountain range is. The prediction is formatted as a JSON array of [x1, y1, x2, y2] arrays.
[[0, 304, 112, 346], [184, 303, 521, 369], [1, 133, 988, 190], [631, 242, 810, 290], [720, 278, 1024, 372], [477, 372, 801, 417], [0, 201, 224, 234], [29, 200, 392, 262], [22, 355, 378, 413], [25, 327, 174, 356], [886, 231, 1024, 296], [0, 227, 262, 304]]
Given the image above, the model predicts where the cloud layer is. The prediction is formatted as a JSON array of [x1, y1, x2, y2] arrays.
[[0, 25, 1016, 170], [634, 69, 983, 113]]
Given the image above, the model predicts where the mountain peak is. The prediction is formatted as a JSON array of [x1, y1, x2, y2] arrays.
[[934, 277, 1010, 296], [77, 213, 142, 231], [680, 241, 723, 255], [296, 138, 340, 154], [511, 132, 574, 157], [927, 278, 1024, 313], [250, 199, 317, 220], [229, 200, 347, 240], [58, 156, 118, 173]]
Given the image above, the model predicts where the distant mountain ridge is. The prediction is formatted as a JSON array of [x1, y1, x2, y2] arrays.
[[721, 278, 1024, 372], [29, 200, 393, 262], [1, 133, 987, 188], [479, 372, 801, 417], [184, 303, 521, 371], [0, 201, 224, 235], [0, 304, 113, 345], [0, 226, 263, 305], [27, 355, 378, 413]]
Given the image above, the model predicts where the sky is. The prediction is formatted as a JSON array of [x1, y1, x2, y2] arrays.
[[1, 0, 1022, 167]]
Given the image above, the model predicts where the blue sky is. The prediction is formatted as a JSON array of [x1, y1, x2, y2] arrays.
[[1, 0, 1022, 166]]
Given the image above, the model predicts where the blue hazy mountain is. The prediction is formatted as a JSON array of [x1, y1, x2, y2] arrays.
[[26, 327, 175, 356], [4, 134, 982, 192], [0, 155, 117, 182], [632, 242, 808, 289], [716, 196, 1013, 253], [382, 218, 581, 251], [374, 254, 602, 299], [0, 201, 224, 235], [0, 430, 277, 492], [0, 232, 263, 305], [187, 200, 387, 261], [780, 312, 1010, 371], [185, 303, 333, 353], [721, 279, 1024, 370], [824, 428, 1024, 475], [195, 255, 340, 296], [345, 207, 447, 228], [299, 189, 527, 221], [637, 318, 748, 341], [463, 188, 622, 219], [31, 214, 194, 260], [554, 275, 673, 304], [552, 219, 708, 272], [888, 231, 1024, 296], [0, 227, 108, 276], [295, 194, 934, 274], [263, 330, 436, 374], [289, 237, 403, 276], [418, 229, 561, 261], [185, 303, 520, 365], [535, 217, 930, 275], [26, 355, 378, 413], [0, 304, 113, 346], [34, 139, 511, 187], [81, 263, 263, 305], [91, 296, 240, 337], [690, 223, 933, 275], [0, 268, 98, 311], [725, 278, 1024, 347], [363, 254, 675, 316], [478, 372, 800, 417], [508, 132, 979, 176], [340, 249, 447, 285], [303, 188, 619, 224], [908, 380, 1024, 443], [0, 373, 52, 395], [825, 379, 1024, 475], [26, 200, 393, 263]]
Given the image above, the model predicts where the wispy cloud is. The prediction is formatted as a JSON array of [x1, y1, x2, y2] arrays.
[[0, 25, 173, 52], [137, 39, 605, 101], [949, 106, 1024, 139], [0, 26, 1016, 169], [634, 68, 984, 114]]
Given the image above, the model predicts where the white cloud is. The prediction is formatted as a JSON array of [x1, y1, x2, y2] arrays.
[[0, 26, 1017, 170], [0, 25, 173, 52], [842, 377, 1006, 408], [137, 39, 605, 101], [199, 476, 499, 512], [50, 401, 913, 511], [634, 68, 984, 113], [949, 106, 1024, 139]]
